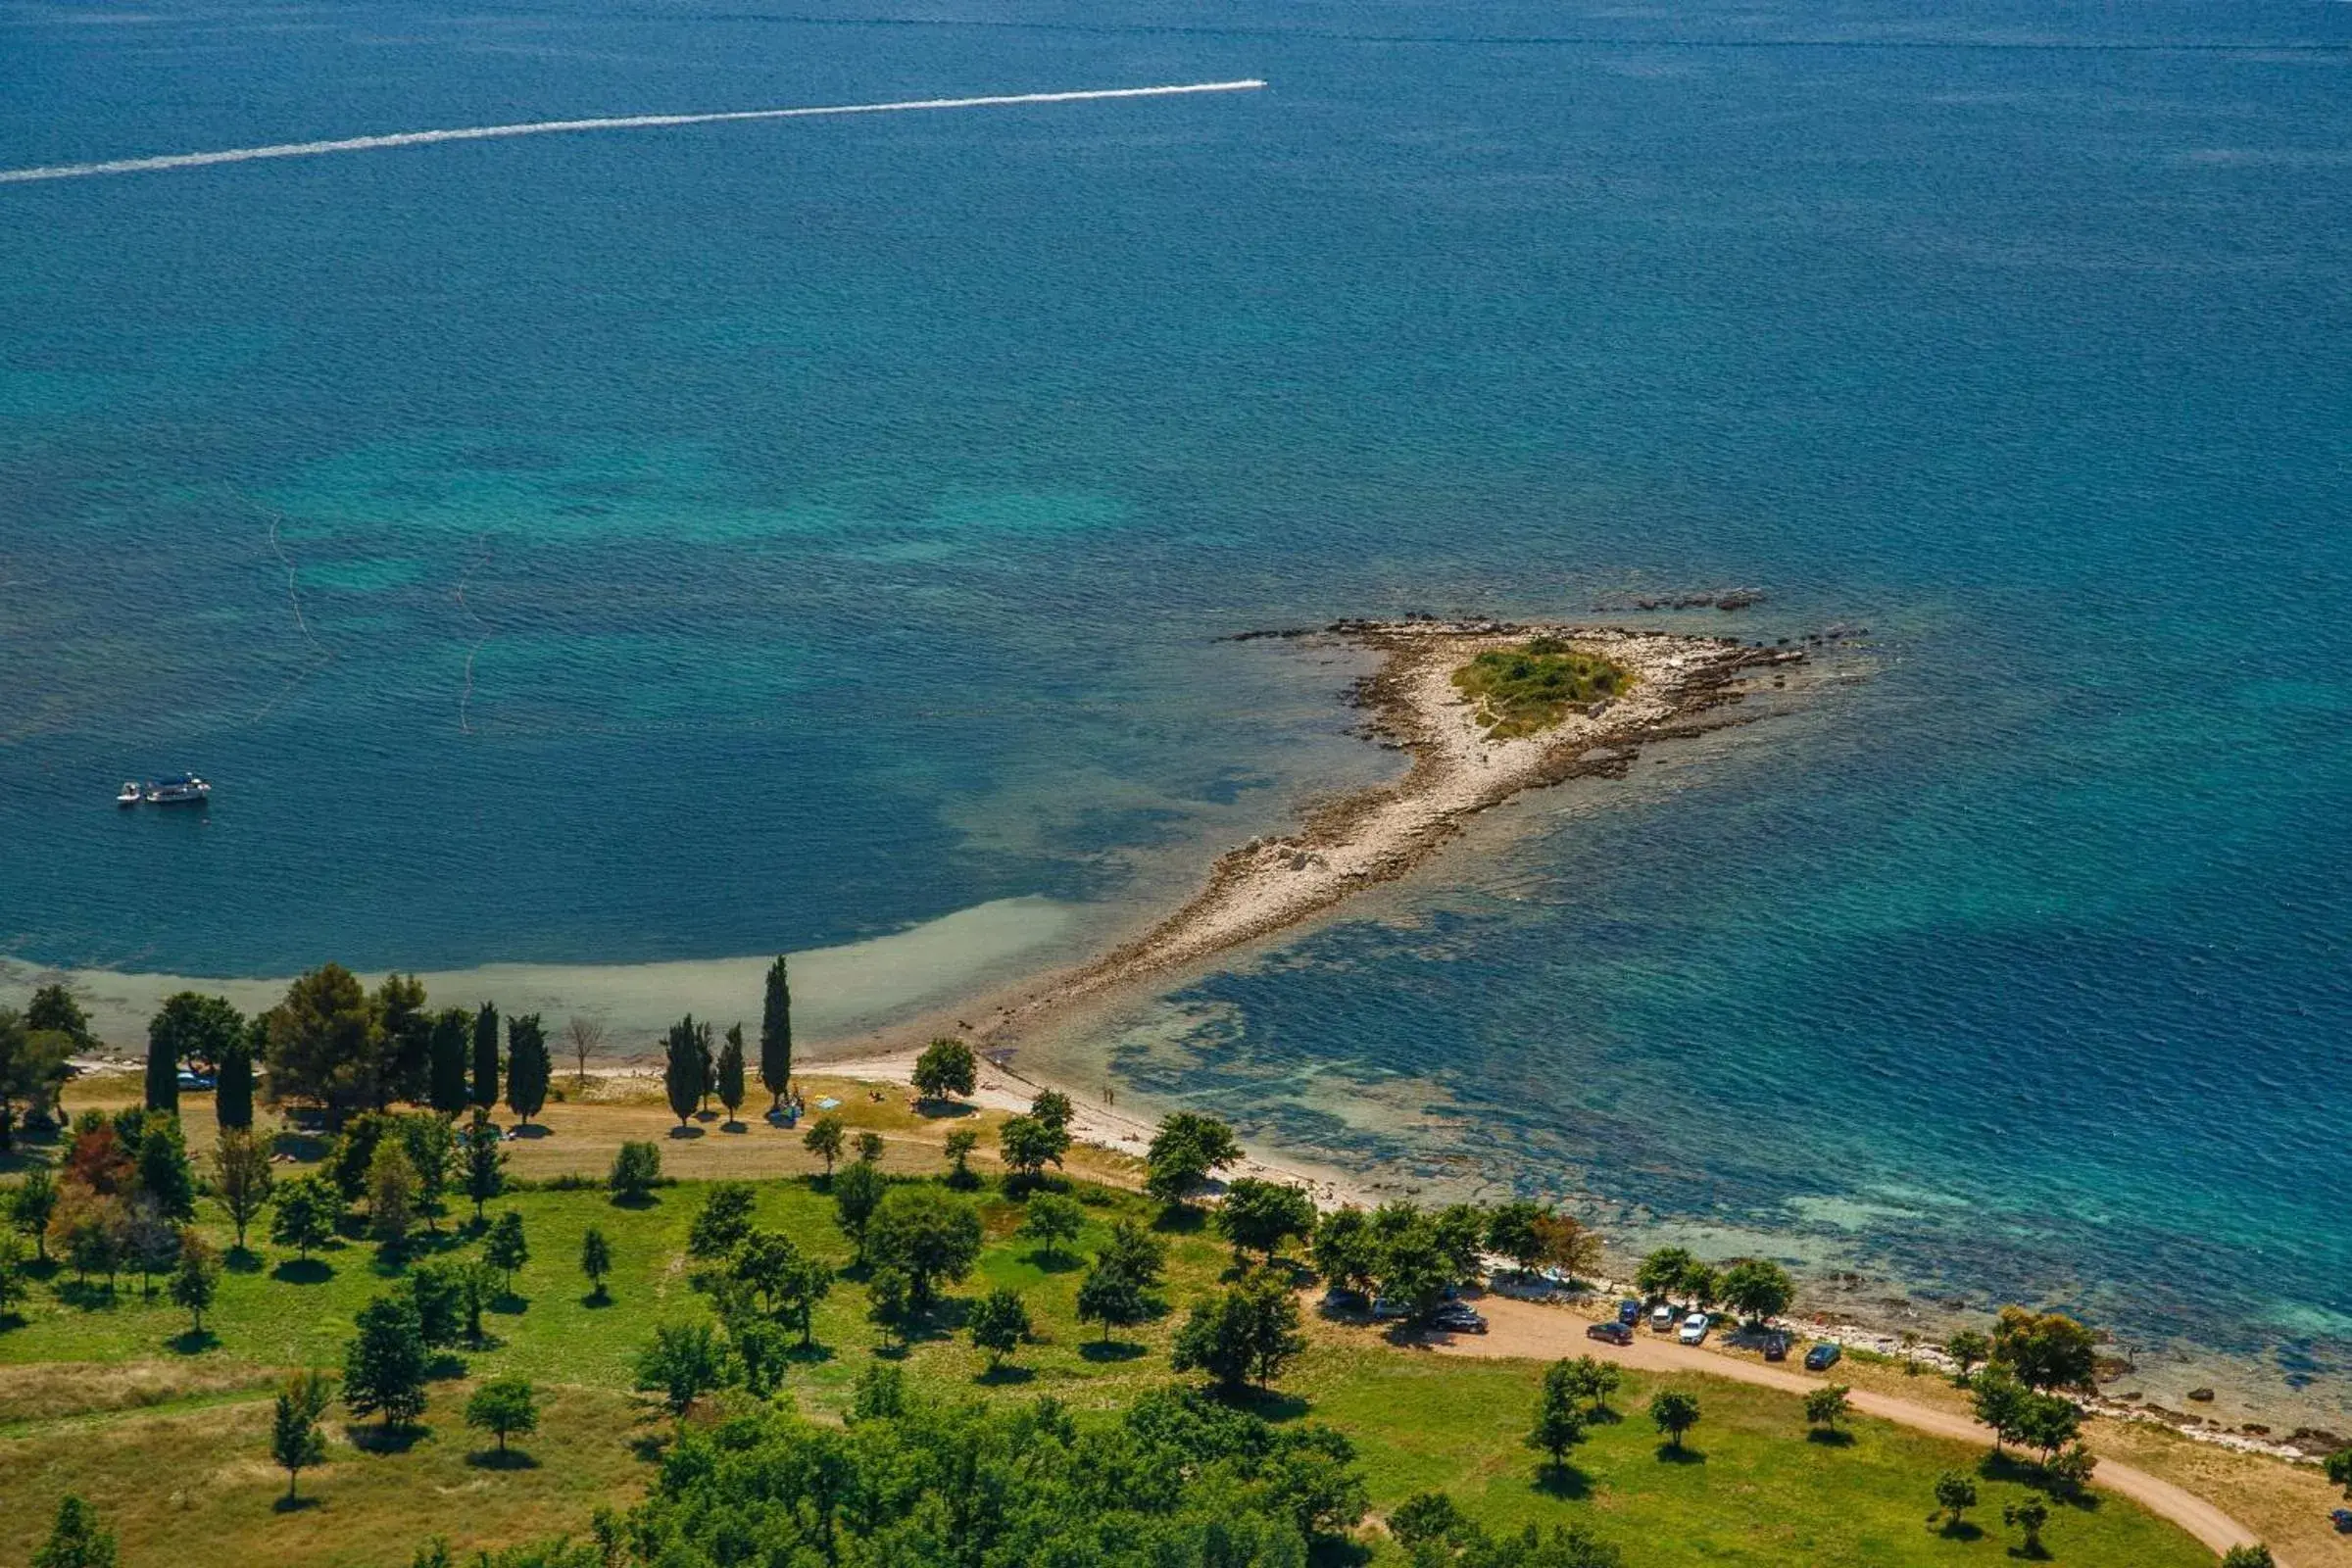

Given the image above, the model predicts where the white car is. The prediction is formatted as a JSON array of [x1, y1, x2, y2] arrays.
[[1678, 1311, 1710, 1345]]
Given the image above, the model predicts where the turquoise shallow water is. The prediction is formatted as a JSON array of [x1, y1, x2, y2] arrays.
[[3, 0, 2348, 1406]]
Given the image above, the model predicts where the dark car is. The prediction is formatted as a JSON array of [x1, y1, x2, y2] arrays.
[[1803, 1342, 1842, 1372], [1617, 1297, 1642, 1327], [1587, 1320, 1635, 1347], [2331, 1508, 2352, 1534], [1430, 1303, 1488, 1335], [1763, 1330, 1790, 1362]]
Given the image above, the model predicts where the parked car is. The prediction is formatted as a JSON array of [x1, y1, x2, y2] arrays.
[[1804, 1342, 1842, 1372], [1678, 1311, 1710, 1345], [1320, 1287, 1367, 1312], [1617, 1297, 1642, 1327], [1649, 1303, 1677, 1333], [1763, 1330, 1790, 1362], [175, 1069, 215, 1091], [1370, 1297, 1412, 1322], [1430, 1303, 1488, 1335], [1587, 1320, 1635, 1347], [2331, 1508, 2352, 1534]]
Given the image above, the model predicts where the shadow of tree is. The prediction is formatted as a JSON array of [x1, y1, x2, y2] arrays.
[[57, 1279, 118, 1311], [511, 1125, 552, 1140], [345, 1422, 427, 1454], [911, 1100, 977, 1121], [1078, 1340, 1148, 1364], [426, 1352, 471, 1381], [167, 1328, 220, 1355], [1806, 1428, 1857, 1447], [975, 1364, 1036, 1387], [610, 1192, 661, 1210], [1152, 1206, 1208, 1236], [466, 1447, 541, 1470], [223, 1246, 267, 1275], [270, 1494, 322, 1515], [1936, 1522, 1985, 1544], [1533, 1464, 1593, 1500], [785, 1343, 837, 1367], [1654, 1444, 1705, 1465], [581, 1291, 615, 1310], [491, 1293, 529, 1316], [666, 1126, 706, 1141], [1025, 1250, 1083, 1275], [273, 1257, 333, 1286]]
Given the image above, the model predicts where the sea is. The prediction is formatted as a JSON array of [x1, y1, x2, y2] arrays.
[[2, 0, 2346, 1418]]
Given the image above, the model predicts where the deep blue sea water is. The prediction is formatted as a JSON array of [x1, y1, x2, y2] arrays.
[[3, 0, 2347, 1406]]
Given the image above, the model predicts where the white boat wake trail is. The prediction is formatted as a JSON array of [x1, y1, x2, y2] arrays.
[[0, 80, 1266, 185]]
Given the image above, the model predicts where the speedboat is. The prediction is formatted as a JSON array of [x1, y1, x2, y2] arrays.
[[146, 771, 211, 805], [117, 781, 143, 807]]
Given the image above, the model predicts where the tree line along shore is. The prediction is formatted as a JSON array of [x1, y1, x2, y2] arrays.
[[4, 968, 2334, 1565]]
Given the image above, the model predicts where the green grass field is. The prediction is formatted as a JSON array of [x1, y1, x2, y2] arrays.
[[1, 1145, 2214, 1567]]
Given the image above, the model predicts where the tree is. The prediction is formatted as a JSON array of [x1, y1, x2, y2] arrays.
[[397, 1111, 456, 1233], [1533, 1212, 1604, 1283], [270, 1370, 331, 1502], [1432, 1203, 1487, 1283], [2220, 1547, 2278, 1568], [715, 1025, 746, 1126], [365, 974, 427, 1109], [1145, 1111, 1243, 1207], [1634, 1246, 1695, 1303], [1369, 1205, 1455, 1321], [855, 1130, 886, 1165], [1648, 1390, 1701, 1451], [688, 1181, 759, 1261], [134, 1112, 197, 1223], [866, 1264, 913, 1346], [2013, 1391, 2082, 1463], [466, 1376, 540, 1455], [967, 1287, 1031, 1370], [1172, 1270, 1305, 1395], [864, 1185, 982, 1311], [263, 963, 389, 1128], [1311, 1206, 1378, 1298], [344, 1295, 430, 1429], [1528, 1359, 1589, 1475], [212, 1128, 273, 1249], [1931, 1470, 1978, 1535], [0, 1008, 74, 1152], [170, 1229, 220, 1332], [1076, 1259, 1149, 1345], [1991, 1305, 2098, 1391], [1030, 1088, 1074, 1134], [609, 1141, 662, 1201], [1020, 1191, 1085, 1262], [31, 1494, 115, 1568], [0, 1230, 27, 1318], [759, 956, 792, 1112], [11, 1167, 59, 1260], [803, 1113, 845, 1176], [580, 1225, 612, 1300], [1720, 1258, 1795, 1325], [485, 1209, 529, 1294], [729, 1230, 829, 1337], [943, 1126, 981, 1188], [997, 1113, 1068, 1189], [1560, 1353, 1623, 1413], [428, 1008, 471, 1116], [910, 1037, 977, 1103], [460, 1109, 506, 1221], [1100, 1219, 1168, 1290], [636, 1321, 725, 1419], [832, 1157, 887, 1263], [270, 1175, 340, 1258], [1684, 1263, 1723, 1315], [367, 1139, 419, 1249], [2002, 1496, 2049, 1557], [27, 984, 93, 1050], [214, 1029, 255, 1130], [506, 1012, 550, 1126], [663, 1016, 706, 1128], [1486, 1200, 1549, 1277], [2326, 1446, 2352, 1498], [564, 1015, 606, 1095], [1970, 1367, 2031, 1454], [1804, 1383, 1850, 1433], [50, 1185, 126, 1288], [125, 1200, 178, 1298], [409, 1260, 470, 1348], [470, 1002, 501, 1111], [1945, 1328, 1991, 1385], [1217, 1179, 1316, 1264]]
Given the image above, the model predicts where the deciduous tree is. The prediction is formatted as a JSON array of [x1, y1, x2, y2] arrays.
[[134, 1112, 197, 1223], [1804, 1383, 1850, 1433], [687, 1181, 759, 1261], [485, 1210, 529, 1294], [270, 1174, 340, 1258], [966, 1287, 1031, 1370], [1944, 1328, 1991, 1385], [344, 1296, 429, 1429], [170, 1228, 220, 1332], [367, 1140, 419, 1250], [1721, 1258, 1795, 1325], [609, 1141, 662, 1202], [943, 1126, 981, 1188], [1648, 1390, 1701, 1451], [864, 1185, 981, 1310], [1991, 1305, 2098, 1392], [832, 1158, 887, 1265], [580, 1225, 612, 1301], [211, 1123, 271, 1244], [1528, 1359, 1589, 1475], [270, 1370, 331, 1501], [1145, 1112, 1242, 1207], [910, 1038, 977, 1103], [1077, 1259, 1148, 1346], [460, 1110, 506, 1221], [1020, 1192, 1085, 1262], [803, 1113, 845, 1176], [264, 963, 388, 1129], [1217, 1179, 1315, 1264], [564, 1014, 606, 1096], [1633, 1246, 1695, 1304], [2002, 1496, 2049, 1556], [636, 1321, 726, 1419], [10, 1167, 59, 1261], [1172, 1270, 1305, 1395], [466, 1376, 539, 1454], [1931, 1471, 1978, 1535], [997, 1113, 1067, 1189]]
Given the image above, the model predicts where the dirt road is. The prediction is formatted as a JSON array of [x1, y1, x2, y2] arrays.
[[1427, 1295, 2270, 1562]]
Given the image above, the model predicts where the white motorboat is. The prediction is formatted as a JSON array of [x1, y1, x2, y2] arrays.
[[117, 781, 143, 807], [146, 772, 211, 805]]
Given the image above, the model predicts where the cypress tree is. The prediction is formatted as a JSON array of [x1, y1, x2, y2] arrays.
[[470, 1002, 501, 1110], [716, 1025, 746, 1126], [428, 1007, 470, 1115], [215, 1032, 254, 1131], [759, 955, 793, 1112], [143, 1014, 179, 1114], [662, 1016, 705, 1129], [506, 1012, 550, 1126]]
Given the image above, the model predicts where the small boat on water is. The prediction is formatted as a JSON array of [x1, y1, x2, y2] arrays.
[[117, 781, 143, 807], [145, 771, 211, 805]]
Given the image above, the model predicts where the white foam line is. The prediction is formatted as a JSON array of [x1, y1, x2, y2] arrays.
[[0, 79, 1268, 185]]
